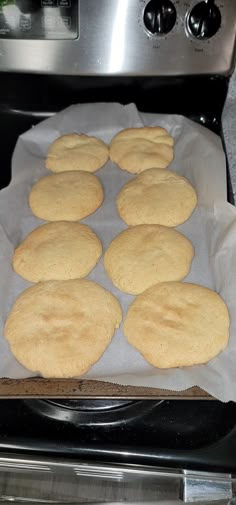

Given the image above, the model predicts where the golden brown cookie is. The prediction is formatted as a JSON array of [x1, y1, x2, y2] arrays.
[[117, 168, 197, 226], [29, 171, 103, 221], [124, 282, 230, 368], [110, 126, 174, 173], [13, 222, 102, 282], [104, 225, 194, 294], [46, 133, 109, 173], [4, 279, 122, 378]]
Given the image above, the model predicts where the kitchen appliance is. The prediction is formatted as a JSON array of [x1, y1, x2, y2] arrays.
[[0, 0, 236, 502]]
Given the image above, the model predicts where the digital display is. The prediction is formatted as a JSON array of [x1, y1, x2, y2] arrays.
[[0, 0, 78, 39]]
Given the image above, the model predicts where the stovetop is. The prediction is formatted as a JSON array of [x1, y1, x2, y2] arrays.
[[0, 399, 235, 473], [0, 70, 235, 474]]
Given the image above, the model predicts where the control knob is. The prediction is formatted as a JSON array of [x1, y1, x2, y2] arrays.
[[187, 0, 221, 40], [143, 0, 177, 35]]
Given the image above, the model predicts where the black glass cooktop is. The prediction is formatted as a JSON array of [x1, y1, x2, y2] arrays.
[[0, 399, 236, 472]]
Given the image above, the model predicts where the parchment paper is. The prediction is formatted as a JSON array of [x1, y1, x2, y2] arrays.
[[0, 102, 236, 402]]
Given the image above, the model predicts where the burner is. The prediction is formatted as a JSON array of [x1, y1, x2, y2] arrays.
[[25, 399, 162, 426], [46, 399, 136, 411]]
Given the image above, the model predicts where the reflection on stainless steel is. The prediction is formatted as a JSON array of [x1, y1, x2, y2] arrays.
[[10, 109, 55, 118], [108, 0, 129, 74], [3, 5, 21, 31], [181, 470, 232, 502], [0, 454, 234, 503], [0, 0, 235, 75]]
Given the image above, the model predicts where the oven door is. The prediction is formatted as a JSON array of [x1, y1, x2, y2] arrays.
[[0, 453, 234, 504]]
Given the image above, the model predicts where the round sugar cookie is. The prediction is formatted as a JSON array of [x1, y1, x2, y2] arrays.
[[4, 279, 122, 378], [104, 225, 194, 294], [46, 133, 109, 173], [117, 168, 197, 227], [110, 126, 174, 173], [29, 171, 103, 221], [13, 222, 102, 283], [124, 282, 230, 368]]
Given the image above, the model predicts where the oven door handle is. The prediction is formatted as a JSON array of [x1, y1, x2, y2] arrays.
[[0, 454, 234, 503]]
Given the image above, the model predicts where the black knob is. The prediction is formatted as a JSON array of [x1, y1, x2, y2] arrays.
[[187, 0, 221, 40], [143, 0, 177, 35]]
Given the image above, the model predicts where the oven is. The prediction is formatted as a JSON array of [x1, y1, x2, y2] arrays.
[[0, 0, 236, 503]]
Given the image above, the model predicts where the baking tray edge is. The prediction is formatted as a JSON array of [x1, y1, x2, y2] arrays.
[[0, 379, 212, 399]]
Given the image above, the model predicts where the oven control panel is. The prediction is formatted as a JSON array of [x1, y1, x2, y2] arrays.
[[0, 0, 235, 76], [143, 0, 221, 40], [0, 0, 78, 39]]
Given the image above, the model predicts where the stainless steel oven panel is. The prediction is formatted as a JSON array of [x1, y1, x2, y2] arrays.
[[0, 453, 234, 503], [0, 0, 235, 76]]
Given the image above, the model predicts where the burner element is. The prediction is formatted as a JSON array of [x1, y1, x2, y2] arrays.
[[15, 399, 236, 453], [46, 399, 136, 411], [26, 399, 162, 426]]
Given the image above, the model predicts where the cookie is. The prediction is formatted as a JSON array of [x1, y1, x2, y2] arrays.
[[13, 221, 102, 282], [104, 225, 194, 294], [46, 133, 109, 173], [4, 279, 122, 378], [110, 126, 174, 173], [124, 282, 230, 368], [29, 171, 103, 221], [117, 168, 197, 226]]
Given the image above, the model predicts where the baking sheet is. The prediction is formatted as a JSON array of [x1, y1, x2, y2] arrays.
[[0, 102, 236, 403]]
